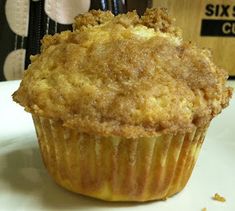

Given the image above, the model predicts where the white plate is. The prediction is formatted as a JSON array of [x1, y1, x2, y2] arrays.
[[0, 80, 235, 211]]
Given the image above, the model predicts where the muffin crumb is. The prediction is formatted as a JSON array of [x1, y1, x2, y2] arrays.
[[141, 8, 181, 36], [73, 9, 114, 30], [212, 193, 226, 202], [201, 208, 207, 211]]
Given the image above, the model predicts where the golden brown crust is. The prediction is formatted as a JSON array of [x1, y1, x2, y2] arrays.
[[141, 8, 181, 36], [73, 10, 114, 30], [13, 9, 232, 138]]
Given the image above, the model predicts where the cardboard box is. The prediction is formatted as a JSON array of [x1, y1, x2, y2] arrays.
[[153, 0, 235, 77]]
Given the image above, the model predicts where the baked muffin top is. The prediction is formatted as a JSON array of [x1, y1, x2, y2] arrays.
[[13, 9, 232, 138]]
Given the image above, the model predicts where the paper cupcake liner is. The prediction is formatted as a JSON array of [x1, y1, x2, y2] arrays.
[[32, 115, 208, 201]]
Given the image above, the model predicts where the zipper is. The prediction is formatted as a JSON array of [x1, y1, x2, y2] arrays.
[[25, 0, 44, 68]]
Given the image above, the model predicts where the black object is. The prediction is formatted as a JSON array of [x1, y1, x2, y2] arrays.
[[126, 0, 152, 15], [90, 0, 126, 15], [201, 19, 235, 37], [25, 0, 44, 68]]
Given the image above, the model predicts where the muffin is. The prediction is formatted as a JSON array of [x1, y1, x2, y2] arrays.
[[13, 9, 232, 201]]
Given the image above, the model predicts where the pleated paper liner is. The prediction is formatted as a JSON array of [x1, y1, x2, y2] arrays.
[[32, 115, 208, 202]]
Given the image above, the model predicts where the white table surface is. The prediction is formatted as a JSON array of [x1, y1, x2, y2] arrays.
[[0, 80, 235, 211]]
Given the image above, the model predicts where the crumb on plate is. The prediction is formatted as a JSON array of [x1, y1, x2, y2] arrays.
[[212, 193, 226, 202], [201, 208, 207, 211]]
